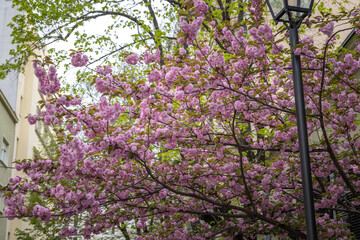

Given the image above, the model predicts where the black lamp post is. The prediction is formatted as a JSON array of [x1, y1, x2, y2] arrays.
[[265, 0, 317, 239]]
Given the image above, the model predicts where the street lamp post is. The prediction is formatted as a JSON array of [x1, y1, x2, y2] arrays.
[[265, 0, 317, 239]]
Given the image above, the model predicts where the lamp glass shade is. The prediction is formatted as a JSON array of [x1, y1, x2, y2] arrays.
[[287, 0, 311, 9], [267, 0, 313, 23], [267, 0, 284, 17]]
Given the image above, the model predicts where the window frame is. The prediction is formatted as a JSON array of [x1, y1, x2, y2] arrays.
[[0, 137, 10, 166]]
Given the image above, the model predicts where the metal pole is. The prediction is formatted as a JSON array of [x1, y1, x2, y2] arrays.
[[289, 27, 318, 240]]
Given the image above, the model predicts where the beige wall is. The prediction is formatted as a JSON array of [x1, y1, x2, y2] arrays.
[[0, 90, 17, 240], [310, 0, 358, 44], [5, 56, 43, 240]]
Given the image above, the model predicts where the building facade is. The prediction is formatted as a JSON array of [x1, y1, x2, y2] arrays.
[[0, 0, 44, 239], [0, 92, 17, 240], [0, 0, 21, 239]]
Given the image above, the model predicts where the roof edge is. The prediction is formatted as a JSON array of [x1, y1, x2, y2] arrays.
[[341, 28, 356, 48], [0, 89, 18, 123]]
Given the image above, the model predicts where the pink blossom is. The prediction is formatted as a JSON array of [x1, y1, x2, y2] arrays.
[[32, 205, 51, 221], [305, 18, 312, 26], [59, 227, 78, 238], [180, 17, 203, 44], [208, 51, 225, 68], [174, 89, 185, 101], [337, 54, 359, 75], [258, 24, 274, 41], [234, 101, 242, 111], [4, 207, 17, 220], [165, 67, 179, 84], [33, 62, 61, 94], [294, 48, 301, 55], [148, 69, 162, 82], [194, 0, 208, 15], [179, 48, 186, 55], [71, 52, 89, 67], [96, 65, 112, 75], [144, 50, 160, 64], [27, 114, 39, 125], [319, 21, 334, 36], [248, 24, 273, 43], [271, 44, 283, 55], [159, 189, 168, 199], [125, 53, 139, 65]]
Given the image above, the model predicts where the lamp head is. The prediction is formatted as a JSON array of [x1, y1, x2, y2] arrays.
[[266, 0, 314, 27]]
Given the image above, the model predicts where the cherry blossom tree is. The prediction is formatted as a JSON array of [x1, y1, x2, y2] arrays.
[[3, 0, 360, 239]]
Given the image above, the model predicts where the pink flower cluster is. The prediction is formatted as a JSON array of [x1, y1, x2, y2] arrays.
[[208, 51, 225, 68], [144, 50, 160, 64], [174, 89, 185, 101], [247, 0, 263, 21], [33, 62, 61, 94], [96, 65, 113, 76], [125, 53, 140, 65], [165, 67, 179, 85], [337, 54, 359, 75], [179, 17, 203, 44], [95, 75, 120, 94], [248, 24, 274, 43], [3, 177, 26, 220], [94, 65, 122, 94], [59, 137, 87, 174], [71, 52, 89, 67], [97, 96, 122, 122], [193, 0, 208, 15], [27, 114, 39, 125], [271, 44, 283, 55], [4, 194, 25, 208], [32, 205, 51, 221], [59, 227, 78, 238], [148, 69, 162, 82], [319, 21, 335, 36]]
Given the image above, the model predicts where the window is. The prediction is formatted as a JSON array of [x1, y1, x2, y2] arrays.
[[1, 138, 9, 165]]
